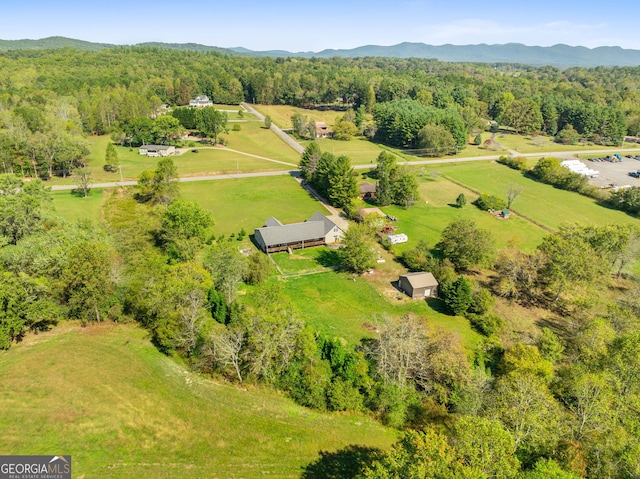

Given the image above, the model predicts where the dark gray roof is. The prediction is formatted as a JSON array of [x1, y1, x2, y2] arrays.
[[139, 144, 173, 150], [265, 216, 283, 227], [400, 272, 438, 289], [256, 212, 338, 247]]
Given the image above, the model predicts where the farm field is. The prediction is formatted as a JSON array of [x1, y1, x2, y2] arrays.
[[430, 161, 640, 230], [0, 323, 396, 479]]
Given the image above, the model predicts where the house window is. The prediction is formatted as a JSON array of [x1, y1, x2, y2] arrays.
[[424, 289, 431, 297]]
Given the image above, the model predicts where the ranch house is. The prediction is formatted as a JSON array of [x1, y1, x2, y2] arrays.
[[398, 272, 439, 299], [138, 145, 176, 157], [254, 212, 343, 253]]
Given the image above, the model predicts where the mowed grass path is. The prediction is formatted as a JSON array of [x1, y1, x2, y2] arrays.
[[0, 324, 396, 479], [431, 161, 640, 230]]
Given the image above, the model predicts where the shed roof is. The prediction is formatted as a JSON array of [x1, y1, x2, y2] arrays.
[[359, 182, 377, 194], [400, 272, 439, 289]]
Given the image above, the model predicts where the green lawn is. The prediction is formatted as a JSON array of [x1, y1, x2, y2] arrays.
[[179, 176, 325, 236], [220, 121, 300, 164], [493, 132, 640, 154], [430, 161, 640, 231], [271, 247, 340, 275], [281, 270, 481, 350], [47, 123, 299, 187], [0, 323, 396, 479], [51, 188, 108, 223], [252, 105, 343, 130], [371, 172, 549, 254]]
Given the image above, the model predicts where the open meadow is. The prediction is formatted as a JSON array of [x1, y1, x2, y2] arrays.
[[373, 171, 550, 254], [429, 161, 640, 230], [253, 105, 344, 130], [178, 175, 324, 236], [0, 323, 396, 479], [280, 270, 481, 350]]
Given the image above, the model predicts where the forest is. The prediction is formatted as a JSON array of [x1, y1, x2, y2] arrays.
[[3, 46, 640, 478]]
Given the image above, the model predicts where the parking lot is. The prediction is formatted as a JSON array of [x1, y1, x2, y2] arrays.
[[584, 154, 640, 189]]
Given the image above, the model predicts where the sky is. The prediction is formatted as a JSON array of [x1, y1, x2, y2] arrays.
[[3, 0, 639, 52]]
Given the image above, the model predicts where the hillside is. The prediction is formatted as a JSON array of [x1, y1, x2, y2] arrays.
[[2, 36, 640, 66], [0, 323, 396, 479]]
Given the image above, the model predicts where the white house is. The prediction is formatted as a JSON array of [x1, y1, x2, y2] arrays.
[[189, 95, 213, 107], [138, 145, 176, 157]]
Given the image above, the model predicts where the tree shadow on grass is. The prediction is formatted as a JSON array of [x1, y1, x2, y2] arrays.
[[300, 445, 381, 479], [426, 297, 451, 315], [316, 248, 341, 268]]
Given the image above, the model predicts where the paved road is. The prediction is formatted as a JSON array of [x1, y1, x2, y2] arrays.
[[50, 170, 298, 191], [50, 147, 640, 191]]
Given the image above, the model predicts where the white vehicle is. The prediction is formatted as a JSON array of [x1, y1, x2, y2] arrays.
[[387, 233, 408, 244]]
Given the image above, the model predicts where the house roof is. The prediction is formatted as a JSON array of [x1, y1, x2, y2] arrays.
[[400, 272, 439, 289], [139, 144, 174, 150], [264, 216, 284, 227], [256, 212, 339, 247]]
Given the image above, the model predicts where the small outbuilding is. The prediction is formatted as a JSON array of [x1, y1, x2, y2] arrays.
[[398, 272, 439, 299], [358, 182, 377, 200]]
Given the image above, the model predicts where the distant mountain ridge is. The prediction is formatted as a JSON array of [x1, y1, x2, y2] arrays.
[[1, 36, 640, 67]]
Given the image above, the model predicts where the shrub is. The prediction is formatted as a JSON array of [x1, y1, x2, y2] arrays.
[[497, 155, 528, 171], [474, 193, 507, 211], [469, 287, 495, 315], [467, 313, 504, 336], [441, 276, 473, 315]]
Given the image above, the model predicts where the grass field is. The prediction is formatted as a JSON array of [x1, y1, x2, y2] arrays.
[[47, 122, 299, 187], [179, 175, 325, 236], [430, 161, 640, 231], [0, 323, 396, 479], [493, 132, 640, 154], [281, 270, 481, 350], [253, 105, 343, 130], [51, 188, 108, 223], [365, 171, 549, 254]]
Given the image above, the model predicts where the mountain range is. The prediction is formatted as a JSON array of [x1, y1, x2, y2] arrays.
[[1, 36, 640, 68]]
